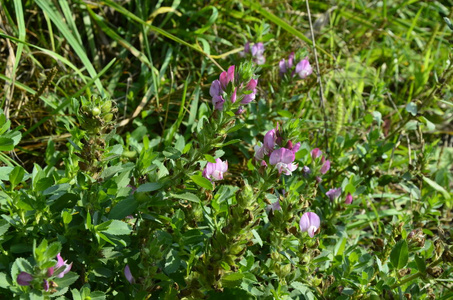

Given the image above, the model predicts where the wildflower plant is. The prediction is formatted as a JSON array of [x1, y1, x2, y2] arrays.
[[1, 1, 452, 299]]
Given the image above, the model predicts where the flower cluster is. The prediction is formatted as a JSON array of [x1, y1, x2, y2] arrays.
[[254, 126, 300, 176], [209, 65, 258, 112], [302, 148, 331, 183], [240, 42, 266, 65], [17, 253, 72, 292], [202, 158, 228, 181], [326, 187, 353, 205], [279, 52, 313, 79]]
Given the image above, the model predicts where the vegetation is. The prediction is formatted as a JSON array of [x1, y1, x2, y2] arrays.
[[0, 0, 452, 299]]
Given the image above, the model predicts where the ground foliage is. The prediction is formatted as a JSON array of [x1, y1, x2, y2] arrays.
[[0, 0, 452, 299]]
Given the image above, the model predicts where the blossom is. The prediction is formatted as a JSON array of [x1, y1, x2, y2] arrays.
[[17, 272, 33, 286], [326, 187, 342, 202], [242, 42, 265, 65], [124, 265, 135, 284], [269, 148, 298, 175], [263, 129, 277, 153], [299, 212, 320, 238], [219, 65, 235, 90], [251, 42, 265, 65], [43, 279, 50, 292], [241, 78, 258, 104], [286, 141, 301, 154], [311, 148, 322, 160], [302, 166, 311, 177], [345, 193, 353, 204], [295, 58, 313, 79], [48, 253, 72, 278], [202, 158, 228, 181], [279, 52, 295, 75], [320, 159, 330, 174], [266, 200, 281, 213]]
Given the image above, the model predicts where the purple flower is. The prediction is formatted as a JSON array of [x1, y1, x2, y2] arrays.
[[266, 200, 281, 213], [17, 272, 33, 286], [43, 279, 49, 291], [279, 59, 287, 74], [311, 148, 322, 160], [295, 58, 313, 79], [299, 212, 320, 238], [124, 264, 136, 284], [263, 129, 277, 153], [302, 166, 311, 177], [345, 193, 353, 204], [326, 188, 342, 202], [254, 144, 266, 160], [235, 106, 245, 115], [251, 43, 265, 65], [279, 52, 295, 76], [48, 253, 72, 279], [231, 88, 237, 103], [202, 158, 228, 181], [320, 159, 330, 174]]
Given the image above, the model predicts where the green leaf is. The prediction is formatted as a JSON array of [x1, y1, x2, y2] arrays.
[[0, 219, 10, 237], [8, 166, 25, 187], [53, 272, 79, 289], [390, 239, 409, 269], [222, 272, 244, 282], [405, 102, 418, 116], [0, 137, 14, 151], [44, 242, 62, 260], [251, 229, 263, 247], [190, 175, 213, 190], [415, 254, 426, 274], [204, 154, 217, 163], [171, 192, 201, 203], [101, 220, 131, 236], [136, 182, 162, 193], [422, 176, 451, 200], [109, 196, 138, 219], [214, 139, 241, 147]]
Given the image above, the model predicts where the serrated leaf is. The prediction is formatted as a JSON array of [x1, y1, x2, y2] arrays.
[[53, 272, 79, 289], [45, 242, 62, 260], [0, 272, 11, 289], [0, 219, 10, 237], [390, 239, 408, 269], [102, 220, 131, 236], [190, 175, 213, 190]]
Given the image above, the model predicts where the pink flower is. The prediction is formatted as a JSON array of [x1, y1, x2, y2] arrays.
[[17, 272, 33, 286], [286, 141, 301, 154], [269, 148, 298, 175], [241, 78, 258, 104], [345, 193, 353, 204], [299, 212, 320, 238], [219, 65, 235, 90], [202, 158, 228, 181], [279, 59, 287, 74], [266, 200, 281, 213], [124, 264, 136, 284], [311, 148, 322, 160], [48, 253, 72, 279], [320, 159, 330, 174], [254, 144, 266, 160], [295, 58, 313, 79]]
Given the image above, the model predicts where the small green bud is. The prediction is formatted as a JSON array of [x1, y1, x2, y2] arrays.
[[91, 107, 101, 116], [103, 113, 113, 123], [101, 100, 112, 113]]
